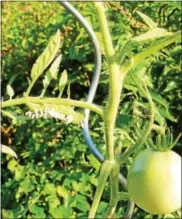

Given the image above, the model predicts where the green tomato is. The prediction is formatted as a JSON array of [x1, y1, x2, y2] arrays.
[[127, 149, 181, 214]]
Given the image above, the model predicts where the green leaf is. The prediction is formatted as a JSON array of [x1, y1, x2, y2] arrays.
[[74, 194, 87, 203], [42, 183, 57, 195], [31, 29, 61, 81], [135, 31, 181, 61], [89, 175, 98, 187], [97, 201, 108, 214], [49, 205, 72, 218], [122, 31, 181, 74], [163, 81, 177, 93], [41, 54, 62, 97], [46, 195, 60, 208], [87, 154, 101, 171], [58, 70, 68, 97], [137, 11, 157, 29], [6, 84, 14, 99], [118, 192, 131, 201], [2, 209, 15, 219], [2, 145, 18, 158], [124, 59, 152, 90], [7, 159, 18, 172], [158, 107, 177, 122], [49, 54, 62, 79], [116, 114, 131, 128], [2, 110, 29, 124], [19, 177, 35, 193], [76, 201, 90, 212], [49, 206, 63, 218], [155, 109, 165, 126], [15, 166, 26, 180], [150, 91, 169, 109], [74, 194, 90, 212], [123, 83, 138, 93], [133, 28, 172, 42], [29, 204, 46, 218], [57, 186, 69, 199], [72, 181, 86, 192]]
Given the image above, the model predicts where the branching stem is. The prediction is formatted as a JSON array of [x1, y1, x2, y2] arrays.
[[94, 2, 125, 161], [1, 97, 104, 118], [88, 160, 114, 218]]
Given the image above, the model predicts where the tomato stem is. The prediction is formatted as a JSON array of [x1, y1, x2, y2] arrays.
[[94, 2, 125, 161], [1, 97, 104, 118], [88, 160, 113, 218], [104, 164, 119, 218]]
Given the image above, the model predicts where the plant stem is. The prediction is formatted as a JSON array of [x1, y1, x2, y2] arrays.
[[94, 2, 125, 160], [152, 124, 165, 135], [105, 164, 119, 218], [1, 97, 104, 118], [124, 201, 135, 219], [25, 79, 36, 97], [88, 160, 113, 218]]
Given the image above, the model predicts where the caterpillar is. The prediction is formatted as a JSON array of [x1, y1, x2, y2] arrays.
[[25, 107, 73, 124]]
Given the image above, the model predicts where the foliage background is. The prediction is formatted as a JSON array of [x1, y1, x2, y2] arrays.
[[1, 1, 181, 218]]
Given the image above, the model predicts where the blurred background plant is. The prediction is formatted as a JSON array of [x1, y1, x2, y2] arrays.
[[1, 1, 181, 218]]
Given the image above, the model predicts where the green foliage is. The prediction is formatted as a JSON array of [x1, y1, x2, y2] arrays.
[[1, 1, 181, 219], [6, 84, 15, 99], [30, 29, 61, 81]]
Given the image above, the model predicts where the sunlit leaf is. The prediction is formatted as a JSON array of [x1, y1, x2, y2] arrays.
[[58, 70, 68, 97], [2, 145, 18, 158], [57, 186, 69, 199], [28, 204, 46, 218], [87, 154, 101, 171], [137, 11, 157, 29], [41, 54, 62, 97], [133, 28, 172, 42], [31, 29, 61, 81], [150, 91, 169, 109], [19, 177, 35, 193], [42, 183, 57, 195], [121, 31, 181, 74], [49, 54, 62, 79], [6, 84, 14, 99]]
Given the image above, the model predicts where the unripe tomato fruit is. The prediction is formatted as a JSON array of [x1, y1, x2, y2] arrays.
[[127, 149, 181, 214]]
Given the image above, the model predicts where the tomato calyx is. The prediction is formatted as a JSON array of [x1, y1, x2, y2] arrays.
[[146, 129, 181, 152]]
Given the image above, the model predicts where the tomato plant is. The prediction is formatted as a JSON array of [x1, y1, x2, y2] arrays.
[[1, 1, 181, 219], [127, 149, 181, 214]]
